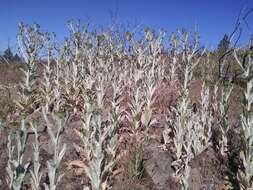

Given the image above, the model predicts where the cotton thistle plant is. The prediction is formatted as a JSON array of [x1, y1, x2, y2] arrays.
[[42, 108, 67, 190], [62, 23, 97, 113], [141, 70, 157, 139], [125, 69, 157, 180], [168, 33, 179, 81], [6, 120, 30, 190], [51, 58, 62, 113], [213, 83, 233, 157], [170, 96, 195, 182], [128, 87, 145, 132], [40, 57, 53, 113], [56, 36, 83, 114], [127, 64, 153, 134], [180, 131, 193, 190], [82, 113, 118, 190], [190, 83, 213, 156], [144, 28, 165, 71], [165, 31, 206, 189], [170, 59, 193, 179], [78, 85, 118, 190], [15, 23, 46, 117], [162, 51, 177, 147], [111, 79, 124, 123], [131, 36, 149, 70], [29, 123, 43, 190], [61, 59, 81, 113], [170, 109, 189, 177], [170, 104, 194, 189], [234, 45, 253, 190], [175, 59, 212, 190], [40, 33, 57, 113]]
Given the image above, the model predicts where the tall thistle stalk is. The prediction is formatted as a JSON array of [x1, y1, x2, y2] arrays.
[[213, 83, 233, 157], [190, 83, 212, 156], [42, 108, 67, 190], [78, 83, 119, 190], [40, 34, 56, 113], [234, 45, 253, 189], [171, 62, 193, 180], [6, 120, 30, 190], [29, 123, 43, 190], [167, 30, 209, 189], [15, 23, 46, 117]]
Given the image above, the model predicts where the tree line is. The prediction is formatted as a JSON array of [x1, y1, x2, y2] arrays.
[[0, 47, 21, 64]]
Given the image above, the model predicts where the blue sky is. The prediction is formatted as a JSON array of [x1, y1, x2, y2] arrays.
[[0, 0, 253, 52]]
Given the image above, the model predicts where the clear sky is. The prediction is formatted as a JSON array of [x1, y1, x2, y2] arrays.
[[0, 0, 253, 52]]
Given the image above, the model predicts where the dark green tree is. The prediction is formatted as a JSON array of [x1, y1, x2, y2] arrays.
[[3, 47, 14, 60], [217, 34, 230, 54], [13, 53, 21, 62]]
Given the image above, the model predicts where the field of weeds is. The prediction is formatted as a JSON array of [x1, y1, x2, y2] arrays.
[[0, 21, 252, 190]]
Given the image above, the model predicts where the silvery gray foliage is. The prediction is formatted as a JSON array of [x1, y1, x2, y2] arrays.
[[6, 120, 30, 190], [17, 22, 46, 67], [17, 22, 45, 91], [80, 88, 118, 190], [234, 45, 253, 189], [29, 123, 43, 190], [213, 83, 233, 157], [170, 57, 193, 188], [191, 83, 212, 156], [42, 108, 67, 190], [40, 51, 54, 113], [166, 32, 209, 189], [180, 145, 192, 190], [5, 21, 243, 189], [15, 22, 50, 118], [83, 114, 118, 190]]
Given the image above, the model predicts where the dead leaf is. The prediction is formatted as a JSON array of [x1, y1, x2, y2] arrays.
[[68, 160, 86, 169]]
